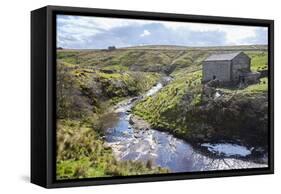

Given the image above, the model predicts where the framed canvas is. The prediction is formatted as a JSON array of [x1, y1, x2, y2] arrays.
[[31, 5, 274, 188]]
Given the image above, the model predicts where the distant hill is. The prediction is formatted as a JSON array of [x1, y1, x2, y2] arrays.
[[57, 44, 267, 75], [120, 44, 268, 51], [58, 44, 268, 52]]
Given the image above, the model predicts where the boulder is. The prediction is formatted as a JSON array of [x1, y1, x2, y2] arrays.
[[130, 115, 151, 131]]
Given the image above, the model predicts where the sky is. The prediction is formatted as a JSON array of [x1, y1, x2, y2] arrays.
[[57, 15, 268, 49]]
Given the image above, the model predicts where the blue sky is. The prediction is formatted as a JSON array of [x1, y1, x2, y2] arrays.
[[57, 15, 268, 49]]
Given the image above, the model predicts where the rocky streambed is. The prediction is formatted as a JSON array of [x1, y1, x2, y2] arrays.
[[100, 77, 268, 173]]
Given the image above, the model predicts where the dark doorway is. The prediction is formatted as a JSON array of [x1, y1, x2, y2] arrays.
[[213, 75, 216, 80], [239, 75, 245, 83]]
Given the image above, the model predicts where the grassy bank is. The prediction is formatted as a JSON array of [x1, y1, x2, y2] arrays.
[[133, 70, 203, 137], [56, 54, 167, 179], [133, 51, 268, 146], [57, 60, 160, 118], [57, 120, 168, 180]]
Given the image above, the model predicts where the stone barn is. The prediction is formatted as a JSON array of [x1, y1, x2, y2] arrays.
[[202, 52, 260, 84], [108, 46, 116, 51]]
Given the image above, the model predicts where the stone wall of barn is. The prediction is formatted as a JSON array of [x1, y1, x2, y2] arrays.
[[231, 53, 251, 81], [202, 61, 231, 82]]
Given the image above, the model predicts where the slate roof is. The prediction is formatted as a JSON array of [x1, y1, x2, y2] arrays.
[[204, 52, 242, 62]]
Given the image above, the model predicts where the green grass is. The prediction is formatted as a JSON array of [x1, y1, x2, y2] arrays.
[[133, 51, 268, 141], [220, 77, 268, 95], [57, 51, 80, 64], [56, 47, 269, 178], [101, 64, 129, 71], [133, 69, 203, 136], [56, 49, 203, 72], [246, 51, 268, 72], [56, 61, 160, 119], [56, 57, 167, 179], [241, 77, 268, 94], [56, 119, 169, 180]]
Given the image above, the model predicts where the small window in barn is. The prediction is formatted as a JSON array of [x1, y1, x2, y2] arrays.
[[213, 75, 216, 80]]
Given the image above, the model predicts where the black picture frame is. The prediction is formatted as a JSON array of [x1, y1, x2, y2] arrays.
[[31, 5, 274, 188]]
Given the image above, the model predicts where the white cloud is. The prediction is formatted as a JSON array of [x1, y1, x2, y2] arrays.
[[140, 30, 151, 37], [161, 22, 266, 45], [57, 14, 267, 49]]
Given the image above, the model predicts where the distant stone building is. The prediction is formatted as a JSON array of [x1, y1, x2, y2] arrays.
[[202, 52, 260, 84], [108, 46, 116, 51]]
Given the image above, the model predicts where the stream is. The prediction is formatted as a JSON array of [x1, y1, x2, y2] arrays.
[[101, 77, 268, 173]]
